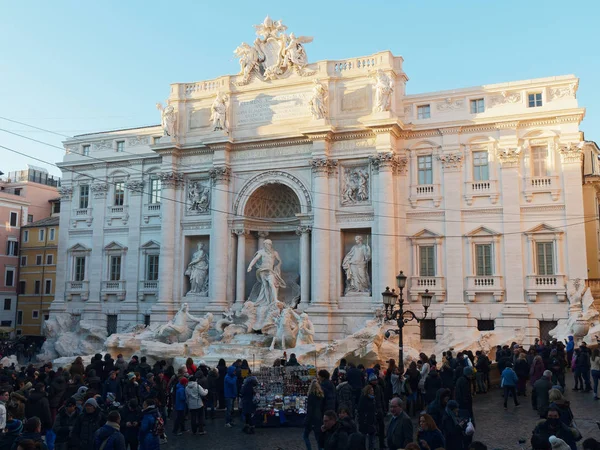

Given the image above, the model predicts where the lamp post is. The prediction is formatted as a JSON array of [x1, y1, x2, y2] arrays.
[[382, 271, 433, 374]]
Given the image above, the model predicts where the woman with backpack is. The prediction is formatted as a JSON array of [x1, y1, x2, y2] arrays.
[[139, 399, 161, 450]]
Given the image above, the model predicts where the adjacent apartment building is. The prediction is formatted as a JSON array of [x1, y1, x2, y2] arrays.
[[17, 214, 59, 336], [0, 167, 59, 334]]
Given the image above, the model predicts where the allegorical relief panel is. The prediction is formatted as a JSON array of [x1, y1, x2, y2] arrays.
[[186, 179, 211, 215], [340, 165, 370, 206]]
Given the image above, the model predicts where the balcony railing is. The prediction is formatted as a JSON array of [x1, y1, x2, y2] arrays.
[[67, 280, 89, 291], [409, 184, 441, 208], [146, 203, 161, 211], [108, 205, 128, 215], [464, 180, 499, 205], [465, 276, 504, 301], [139, 280, 159, 291], [409, 276, 446, 302], [74, 208, 92, 217], [523, 176, 560, 202], [101, 280, 126, 291], [525, 274, 567, 302]]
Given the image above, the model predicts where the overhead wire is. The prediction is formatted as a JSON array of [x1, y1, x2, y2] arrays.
[[1, 142, 597, 239], [0, 119, 596, 226]]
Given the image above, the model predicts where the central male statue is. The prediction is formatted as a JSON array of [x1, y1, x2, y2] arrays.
[[247, 239, 287, 304]]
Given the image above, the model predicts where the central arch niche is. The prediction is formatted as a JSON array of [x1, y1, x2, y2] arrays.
[[244, 183, 301, 219], [241, 182, 301, 304]]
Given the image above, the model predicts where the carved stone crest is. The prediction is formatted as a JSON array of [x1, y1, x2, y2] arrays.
[[549, 83, 577, 101], [125, 180, 144, 195], [340, 166, 370, 205], [91, 183, 109, 198], [489, 91, 521, 108], [496, 147, 522, 167], [187, 180, 211, 214], [437, 153, 463, 171], [559, 142, 583, 164], [234, 16, 315, 85], [58, 186, 73, 200], [437, 98, 464, 112], [94, 140, 113, 151], [127, 136, 149, 146]]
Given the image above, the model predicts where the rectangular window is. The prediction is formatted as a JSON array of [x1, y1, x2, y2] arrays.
[[27, 214, 33, 223], [146, 255, 159, 281], [74, 256, 86, 281], [144, 315, 151, 326], [6, 240, 18, 256], [82, 145, 90, 156], [23, 230, 29, 242], [150, 177, 162, 204], [470, 98, 485, 114], [14, 189, 21, 196], [419, 246, 435, 277], [528, 92, 543, 107], [3, 299, 11, 311], [420, 319, 436, 340], [32, 310, 39, 319], [475, 244, 493, 276], [46, 254, 53, 265], [0, 321, 11, 327], [39, 229, 45, 242], [18, 281, 26, 295], [472, 151, 489, 181], [16, 330, 21, 336], [477, 320, 495, 331], [45, 279, 52, 295], [417, 105, 431, 119], [20, 256, 27, 266], [536, 242, 555, 275], [36, 255, 42, 266], [110, 255, 122, 281], [49, 229, 55, 241], [116, 141, 124, 153], [34, 280, 41, 294], [52, 202, 61, 214], [531, 146, 548, 177], [79, 185, 90, 209], [17, 311, 22, 325], [107, 314, 118, 336], [152, 136, 161, 145], [9, 212, 17, 227], [114, 182, 125, 206], [5, 269, 14, 287], [417, 155, 433, 185]]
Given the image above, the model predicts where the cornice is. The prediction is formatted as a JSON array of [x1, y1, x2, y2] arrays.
[[461, 208, 503, 216], [406, 211, 445, 219], [331, 131, 376, 141], [233, 138, 311, 150], [520, 204, 565, 213]]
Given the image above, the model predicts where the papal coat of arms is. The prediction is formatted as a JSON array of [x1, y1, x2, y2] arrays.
[[234, 16, 315, 85]]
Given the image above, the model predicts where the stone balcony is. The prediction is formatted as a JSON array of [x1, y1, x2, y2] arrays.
[[523, 176, 560, 202], [70, 208, 93, 228], [106, 205, 129, 226], [143, 203, 161, 224], [409, 184, 441, 208], [65, 280, 89, 301], [526, 274, 567, 302], [465, 275, 504, 302], [464, 180, 499, 205], [138, 280, 159, 301], [101, 280, 126, 301], [409, 276, 445, 302]]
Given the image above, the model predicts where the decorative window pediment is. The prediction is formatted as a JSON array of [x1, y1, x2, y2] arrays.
[[525, 223, 563, 236], [140, 240, 161, 250], [68, 243, 91, 253], [410, 229, 441, 240], [104, 241, 128, 252], [465, 226, 500, 237]]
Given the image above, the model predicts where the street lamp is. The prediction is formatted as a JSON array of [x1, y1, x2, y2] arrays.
[[382, 271, 432, 374]]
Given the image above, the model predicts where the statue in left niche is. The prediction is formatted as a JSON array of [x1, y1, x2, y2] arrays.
[[156, 102, 177, 139], [185, 243, 209, 296], [210, 92, 229, 133]]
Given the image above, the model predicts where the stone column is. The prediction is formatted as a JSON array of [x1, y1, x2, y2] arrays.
[[369, 152, 398, 296], [559, 143, 587, 280], [309, 158, 337, 305], [296, 226, 311, 305], [155, 171, 183, 318], [123, 178, 144, 323], [233, 229, 247, 304], [52, 186, 74, 312], [209, 165, 230, 306]]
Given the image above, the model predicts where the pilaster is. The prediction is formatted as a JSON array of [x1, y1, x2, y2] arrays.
[[209, 164, 231, 306], [296, 226, 311, 307]]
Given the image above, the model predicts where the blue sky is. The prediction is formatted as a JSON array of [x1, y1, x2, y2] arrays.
[[1, 0, 599, 177]]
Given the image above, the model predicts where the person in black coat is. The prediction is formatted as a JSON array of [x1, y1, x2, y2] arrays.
[[70, 398, 106, 449], [454, 367, 474, 423], [25, 383, 52, 432], [10, 416, 48, 450], [441, 400, 467, 450], [319, 370, 336, 413], [427, 388, 451, 429], [357, 385, 376, 450], [48, 375, 67, 420], [216, 359, 227, 409], [424, 370, 442, 406], [338, 409, 365, 450], [514, 353, 530, 396], [119, 399, 142, 450], [345, 363, 363, 411], [240, 376, 258, 434], [86, 370, 103, 395], [303, 380, 324, 450], [53, 398, 80, 450]]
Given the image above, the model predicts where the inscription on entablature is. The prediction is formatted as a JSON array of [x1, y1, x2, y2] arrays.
[[235, 92, 310, 126], [341, 86, 369, 112], [189, 108, 211, 130], [231, 145, 312, 161], [332, 138, 376, 154]]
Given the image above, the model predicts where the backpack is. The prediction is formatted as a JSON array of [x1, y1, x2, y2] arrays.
[[152, 414, 165, 437]]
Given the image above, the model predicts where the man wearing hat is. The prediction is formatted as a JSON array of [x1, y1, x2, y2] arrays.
[[71, 397, 106, 449], [123, 373, 139, 404], [53, 397, 80, 450]]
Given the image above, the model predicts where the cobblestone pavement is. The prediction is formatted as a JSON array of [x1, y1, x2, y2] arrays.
[[163, 382, 600, 450]]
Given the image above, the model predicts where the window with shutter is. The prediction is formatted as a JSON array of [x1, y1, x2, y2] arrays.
[[475, 244, 492, 276], [531, 146, 548, 177], [419, 246, 435, 276], [536, 242, 554, 275]]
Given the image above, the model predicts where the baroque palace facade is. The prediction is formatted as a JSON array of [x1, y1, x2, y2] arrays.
[[52, 17, 593, 346]]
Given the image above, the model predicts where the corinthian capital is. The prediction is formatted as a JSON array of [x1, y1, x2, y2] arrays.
[[496, 147, 522, 168], [558, 142, 583, 164], [309, 158, 338, 177], [369, 152, 398, 172], [209, 165, 231, 185], [157, 171, 184, 189]]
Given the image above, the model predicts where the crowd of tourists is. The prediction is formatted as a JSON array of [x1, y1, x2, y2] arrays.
[[0, 337, 596, 450]]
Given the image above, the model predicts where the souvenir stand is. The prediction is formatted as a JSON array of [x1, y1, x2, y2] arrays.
[[254, 365, 315, 428]]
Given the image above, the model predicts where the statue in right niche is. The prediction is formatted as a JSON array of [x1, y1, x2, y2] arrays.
[[342, 235, 371, 295]]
